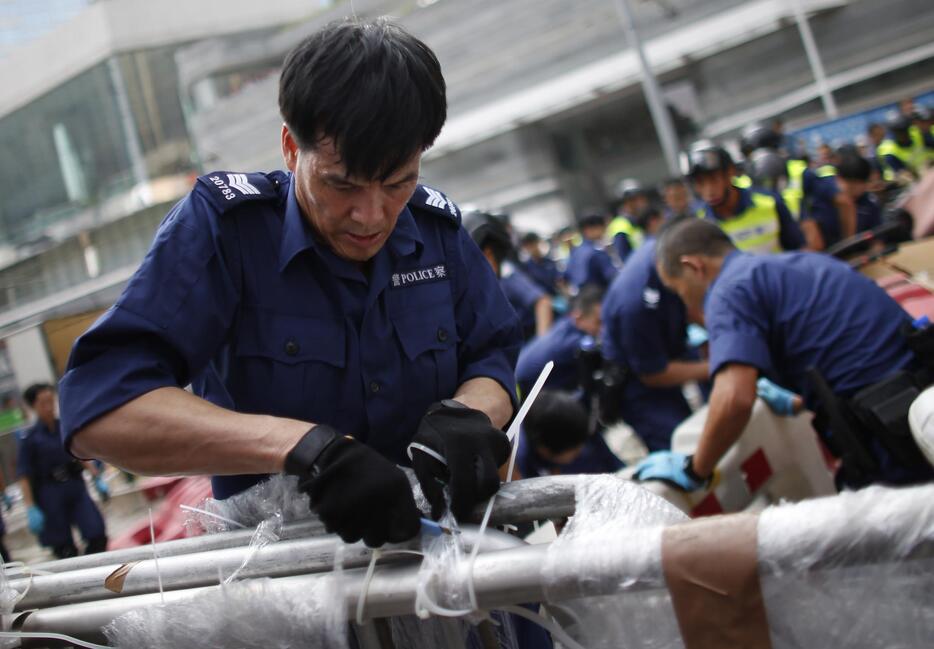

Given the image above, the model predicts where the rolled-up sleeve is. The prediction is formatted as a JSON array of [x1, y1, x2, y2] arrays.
[[58, 192, 240, 450], [452, 229, 522, 408], [705, 278, 773, 378]]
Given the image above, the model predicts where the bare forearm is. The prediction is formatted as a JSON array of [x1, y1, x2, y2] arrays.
[[534, 297, 553, 337], [691, 366, 757, 477], [70, 387, 310, 476], [640, 360, 709, 388], [19, 478, 34, 507], [835, 195, 856, 238], [453, 377, 514, 429]]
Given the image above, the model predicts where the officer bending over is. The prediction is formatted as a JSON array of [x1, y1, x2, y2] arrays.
[[635, 219, 933, 490], [60, 20, 522, 547], [17, 383, 107, 558]]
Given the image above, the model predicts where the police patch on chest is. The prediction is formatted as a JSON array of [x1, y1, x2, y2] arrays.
[[391, 264, 448, 288]]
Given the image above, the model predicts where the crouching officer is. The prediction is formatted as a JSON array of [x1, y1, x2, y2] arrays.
[[635, 219, 933, 491], [684, 141, 805, 254], [59, 19, 522, 548], [17, 383, 107, 558]]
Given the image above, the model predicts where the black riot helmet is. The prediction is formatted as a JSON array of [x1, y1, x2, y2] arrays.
[[614, 178, 644, 203], [749, 149, 788, 192], [463, 210, 513, 266], [680, 140, 734, 179], [886, 110, 912, 135], [740, 122, 782, 156]]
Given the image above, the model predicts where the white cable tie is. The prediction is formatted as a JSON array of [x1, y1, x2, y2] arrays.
[[179, 504, 248, 529], [407, 442, 448, 466], [149, 507, 165, 605], [498, 605, 588, 649], [355, 549, 381, 625]]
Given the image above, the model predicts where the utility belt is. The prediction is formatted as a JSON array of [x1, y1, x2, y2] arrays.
[[39, 461, 84, 484], [575, 341, 630, 426], [809, 320, 934, 486]]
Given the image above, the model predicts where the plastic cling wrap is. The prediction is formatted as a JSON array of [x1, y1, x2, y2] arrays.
[[185, 474, 314, 534], [104, 576, 348, 649]]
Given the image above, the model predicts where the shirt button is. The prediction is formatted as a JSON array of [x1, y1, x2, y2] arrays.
[[284, 339, 300, 356], [437, 327, 448, 343], [369, 381, 381, 394]]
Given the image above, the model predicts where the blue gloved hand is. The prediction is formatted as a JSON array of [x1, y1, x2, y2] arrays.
[[552, 295, 569, 315], [27, 505, 45, 535], [1, 493, 11, 511], [756, 377, 797, 416], [686, 324, 709, 347], [633, 451, 708, 492], [94, 476, 111, 500]]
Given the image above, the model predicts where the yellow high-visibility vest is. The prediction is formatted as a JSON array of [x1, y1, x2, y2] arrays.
[[702, 191, 782, 255], [877, 138, 923, 176], [733, 175, 752, 189], [782, 159, 808, 218], [607, 216, 644, 251]]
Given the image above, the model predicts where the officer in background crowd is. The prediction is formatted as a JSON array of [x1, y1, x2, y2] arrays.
[[59, 19, 524, 548], [515, 286, 603, 398], [468, 211, 553, 341], [565, 212, 618, 293], [518, 231, 562, 297], [601, 223, 708, 452], [660, 177, 699, 223], [516, 390, 623, 478], [801, 149, 881, 249], [636, 219, 933, 491], [684, 140, 805, 254], [608, 179, 649, 263], [877, 111, 924, 181], [17, 383, 107, 558]]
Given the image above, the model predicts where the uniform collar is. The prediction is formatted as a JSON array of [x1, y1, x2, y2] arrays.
[[704, 250, 744, 308], [707, 187, 753, 221], [278, 174, 424, 272]]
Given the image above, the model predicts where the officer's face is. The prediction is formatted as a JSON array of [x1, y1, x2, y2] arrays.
[[31, 389, 56, 424], [282, 129, 421, 263], [692, 171, 730, 208], [664, 183, 689, 213]]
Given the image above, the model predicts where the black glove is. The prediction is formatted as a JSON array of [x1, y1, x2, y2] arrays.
[[411, 400, 511, 521], [285, 426, 420, 547]]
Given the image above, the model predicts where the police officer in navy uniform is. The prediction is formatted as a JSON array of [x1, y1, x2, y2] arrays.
[[601, 213, 707, 452], [17, 383, 107, 558], [801, 150, 881, 250], [685, 141, 805, 255], [515, 285, 603, 398], [635, 219, 933, 491], [59, 20, 523, 549], [518, 232, 562, 297], [565, 213, 618, 293]]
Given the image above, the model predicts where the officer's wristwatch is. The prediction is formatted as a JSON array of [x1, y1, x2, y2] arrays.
[[284, 424, 341, 478], [683, 454, 712, 488]]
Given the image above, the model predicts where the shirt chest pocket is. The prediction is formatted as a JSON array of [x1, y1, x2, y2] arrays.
[[391, 302, 459, 405], [233, 309, 347, 420]]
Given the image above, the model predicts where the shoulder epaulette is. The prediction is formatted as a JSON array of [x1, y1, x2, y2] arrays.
[[194, 171, 285, 213], [408, 184, 461, 226]]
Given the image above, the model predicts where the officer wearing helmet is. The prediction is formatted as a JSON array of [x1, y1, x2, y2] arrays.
[[608, 179, 649, 263], [565, 212, 619, 293], [684, 141, 804, 255], [465, 210, 553, 340]]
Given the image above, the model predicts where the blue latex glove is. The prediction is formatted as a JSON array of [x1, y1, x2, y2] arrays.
[[27, 505, 45, 535], [1, 493, 11, 511], [94, 476, 111, 500], [633, 451, 707, 492], [756, 377, 796, 416], [552, 295, 569, 315], [686, 324, 709, 347]]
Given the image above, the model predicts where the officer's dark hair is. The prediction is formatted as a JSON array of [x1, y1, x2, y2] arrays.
[[571, 285, 604, 317], [279, 19, 446, 180], [23, 383, 55, 407], [520, 232, 541, 246], [655, 218, 736, 278], [577, 212, 607, 230], [836, 152, 872, 182], [523, 390, 590, 454], [633, 204, 662, 231], [661, 177, 686, 190]]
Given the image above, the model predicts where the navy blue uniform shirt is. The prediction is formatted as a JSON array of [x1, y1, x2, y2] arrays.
[[565, 240, 617, 292], [16, 419, 74, 480], [601, 240, 693, 450], [699, 187, 805, 251], [515, 317, 586, 397], [705, 251, 915, 404], [499, 262, 544, 340], [59, 172, 522, 499], [520, 256, 560, 295]]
